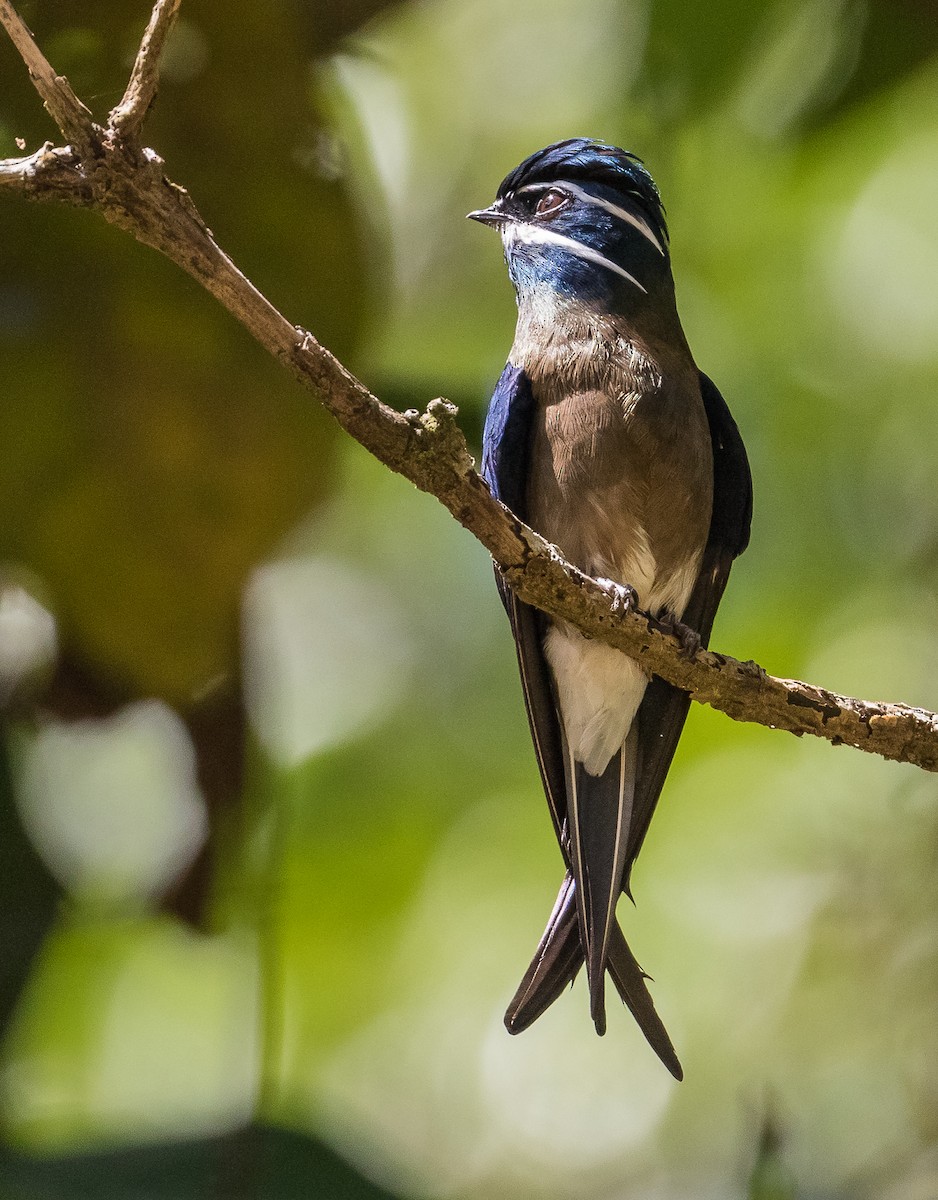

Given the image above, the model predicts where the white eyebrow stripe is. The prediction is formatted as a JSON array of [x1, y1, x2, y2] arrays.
[[504, 222, 647, 293], [516, 180, 665, 256]]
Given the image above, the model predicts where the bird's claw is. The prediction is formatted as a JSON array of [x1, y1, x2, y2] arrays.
[[656, 611, 701, 660], [677, 626, 701, 660], [601, 579, 638, 615]]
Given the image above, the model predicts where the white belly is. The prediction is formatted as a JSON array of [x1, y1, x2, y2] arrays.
[[545, 537, 702, 776], [545, 624, 648, 775]]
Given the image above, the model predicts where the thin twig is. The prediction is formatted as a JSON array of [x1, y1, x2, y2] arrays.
[[109, 0, 182, 139], [2, 0, 938, 773], [0, 0, 95, 148]]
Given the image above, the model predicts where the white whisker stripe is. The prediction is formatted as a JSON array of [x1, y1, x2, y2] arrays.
[[517, 181, 665, 255], [504, 223, 647, 293]]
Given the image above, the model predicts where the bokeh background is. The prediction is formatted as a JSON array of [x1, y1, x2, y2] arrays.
[[2, 0, 938, 1196]]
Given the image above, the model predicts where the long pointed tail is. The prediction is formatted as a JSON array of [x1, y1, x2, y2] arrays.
[[567, 725, 637, 1033], [504, 871, 682, 1081]]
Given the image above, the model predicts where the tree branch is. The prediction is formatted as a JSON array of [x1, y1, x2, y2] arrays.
[[2, 0, 938, 772], [0, 0, 96, 149], [0, 141, 91, 200], [109, 0, 182, 139]]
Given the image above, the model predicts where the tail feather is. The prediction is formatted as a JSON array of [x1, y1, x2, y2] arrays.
[[504, 873, 583, 1034], [504, 871, 683, 1080], [567, 725, 637, 1034], [607, 923, 683, 1080]]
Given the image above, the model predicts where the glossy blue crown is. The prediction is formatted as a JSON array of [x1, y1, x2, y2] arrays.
[[496, 138, 668, 247]]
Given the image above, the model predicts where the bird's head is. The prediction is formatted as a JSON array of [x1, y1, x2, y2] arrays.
[[469, 139, 673, 320]]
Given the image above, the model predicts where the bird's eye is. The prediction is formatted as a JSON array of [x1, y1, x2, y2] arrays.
[[535, 189, 568, 218]]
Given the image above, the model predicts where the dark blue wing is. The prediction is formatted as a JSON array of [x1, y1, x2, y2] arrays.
[[696, 371, 753, 563], [481, 364, 567, 844], [481, 363, 537, 520]]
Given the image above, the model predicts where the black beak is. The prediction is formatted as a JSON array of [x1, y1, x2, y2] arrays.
[[467, 202, 507, 227]]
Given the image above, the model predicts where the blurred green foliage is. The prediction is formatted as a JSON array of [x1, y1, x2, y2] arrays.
[[3, 0, 938, 1197], [0, 0, 368, 705]]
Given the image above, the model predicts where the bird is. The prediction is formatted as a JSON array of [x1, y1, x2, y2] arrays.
[[469, 139, 752, 1079]]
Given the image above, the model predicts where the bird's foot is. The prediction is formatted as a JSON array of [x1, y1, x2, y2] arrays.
[[656, 611, 701, 660], [599, 578, 638, 616]]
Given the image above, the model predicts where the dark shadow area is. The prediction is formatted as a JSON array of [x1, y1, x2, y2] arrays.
[[0, 1124, 409, 1200]]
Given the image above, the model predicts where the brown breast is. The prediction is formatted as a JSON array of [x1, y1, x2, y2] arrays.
[[526, 376, 713, 616]]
